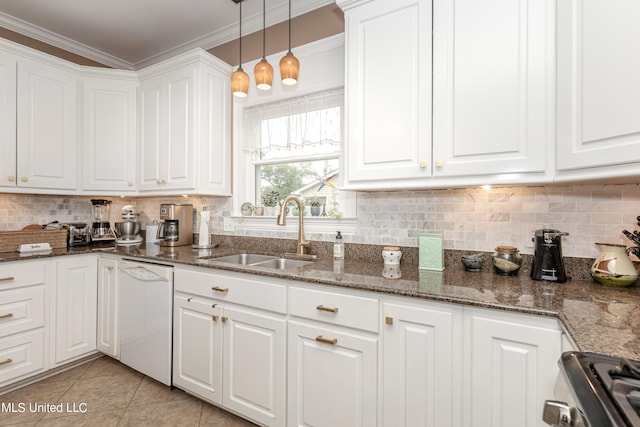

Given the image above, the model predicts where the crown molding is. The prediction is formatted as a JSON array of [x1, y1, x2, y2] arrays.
[[0, 0, 333, 71]]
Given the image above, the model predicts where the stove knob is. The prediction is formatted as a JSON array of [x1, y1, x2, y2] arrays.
[[542, 400, 572, 426]]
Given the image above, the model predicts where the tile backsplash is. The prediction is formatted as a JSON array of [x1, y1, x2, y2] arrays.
[[1, 183, 639, 259]]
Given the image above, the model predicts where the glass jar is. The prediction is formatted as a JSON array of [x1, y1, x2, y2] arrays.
[[492, 246, 522, 276]]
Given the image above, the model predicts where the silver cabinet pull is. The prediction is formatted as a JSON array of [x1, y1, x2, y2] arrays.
[[0, 276, 15, 282], [0, 358, 12, 366], [211, 286, 229, 293], [316, 305, 338, 313], [315, 335, 337, 345], [0, 313, 13, 320]]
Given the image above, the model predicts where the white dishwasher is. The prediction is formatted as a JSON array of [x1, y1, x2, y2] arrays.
[[118, 259, 174, 386]]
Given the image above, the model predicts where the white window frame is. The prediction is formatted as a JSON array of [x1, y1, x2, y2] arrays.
[[231, 35, 357, 235]]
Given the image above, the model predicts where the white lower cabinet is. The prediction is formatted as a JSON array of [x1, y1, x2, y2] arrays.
[[97, 257, 119, 358], [173, 293, 223, 404], [173, 267, 286, 427], [51, 255, 98, 366], [288, 285, 379, 427], [381, 300, 463, 427], [287, 320, 378, 427], [0, 260, 48, 387], [463, 308, 562, 427]]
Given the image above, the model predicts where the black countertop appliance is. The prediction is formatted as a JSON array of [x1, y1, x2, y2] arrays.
[[531, 229, 569, 283]]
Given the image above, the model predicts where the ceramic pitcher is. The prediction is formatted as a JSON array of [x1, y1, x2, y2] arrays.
[[590, 243, 638, 287]]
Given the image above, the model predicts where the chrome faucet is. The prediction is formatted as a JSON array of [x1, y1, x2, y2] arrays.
[[277, 196, 318, 260]]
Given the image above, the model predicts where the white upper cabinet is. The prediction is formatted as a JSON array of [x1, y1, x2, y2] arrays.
[[339, 0, 554, 189], [137, 50, 232, 195], [0, 55, 16, 189], [339, 0, 432, 188], [81, 71, 138, 193], [432, 0, 553, 182], [556, 0, 640, 180], [16, 58, 78, 191]]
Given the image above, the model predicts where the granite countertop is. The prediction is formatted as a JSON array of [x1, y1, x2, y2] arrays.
[[3, 238, 640, 360]]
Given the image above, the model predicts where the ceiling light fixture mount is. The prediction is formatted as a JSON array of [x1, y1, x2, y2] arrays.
[[231, 0, 249, 97], [254, 0, 274, 90], [279, 0, 300, 85]]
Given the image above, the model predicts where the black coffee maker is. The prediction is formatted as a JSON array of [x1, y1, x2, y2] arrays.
[[531, 229, 569, 283]]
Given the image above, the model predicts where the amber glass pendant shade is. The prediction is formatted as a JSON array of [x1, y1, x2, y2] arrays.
[[231, 67, 249, 98], [254, 60, 274, 90], [279, 52, 299, 86]]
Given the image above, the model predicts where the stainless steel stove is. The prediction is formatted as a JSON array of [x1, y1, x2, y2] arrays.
[[544, 352, 640, 426]]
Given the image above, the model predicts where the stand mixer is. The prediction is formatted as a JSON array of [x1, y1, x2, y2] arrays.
[[114, 205, 142, 245], [90, 199, 116, 243]]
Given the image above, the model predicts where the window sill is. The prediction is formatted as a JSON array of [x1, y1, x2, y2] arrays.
[[229, 215, 357, 236]]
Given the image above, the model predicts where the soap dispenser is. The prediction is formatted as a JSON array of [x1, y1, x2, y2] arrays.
[[333, 231, 344, 260]]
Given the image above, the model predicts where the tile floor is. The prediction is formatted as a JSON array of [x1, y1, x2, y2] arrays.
[[0, 356, 257, 426]]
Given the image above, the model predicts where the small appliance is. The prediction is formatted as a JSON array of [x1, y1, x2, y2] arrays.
[[158, 204, 193, 247], [114, 205, 142, 245], [64, 222, 91, 246], [530, 229, 569, 283], [90, 199, 116, 242]]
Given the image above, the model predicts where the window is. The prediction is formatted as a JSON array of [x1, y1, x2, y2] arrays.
[[243, 88, 344, 217]]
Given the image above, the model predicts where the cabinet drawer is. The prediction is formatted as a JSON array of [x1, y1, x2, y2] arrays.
[[174, 268, 287, 314], [289, 287, 379, 333], [0, 261, 47, 291], [0, 329, 45, 386], [0, 285, 45, 337]]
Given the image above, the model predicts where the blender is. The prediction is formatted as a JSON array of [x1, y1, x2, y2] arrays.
[[90, 199, 115, 242]]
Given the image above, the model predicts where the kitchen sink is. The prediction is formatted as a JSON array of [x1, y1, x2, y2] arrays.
[[251, 258, 314, 270], [197, 253, 315, 270], [198, 253, 277, 265]]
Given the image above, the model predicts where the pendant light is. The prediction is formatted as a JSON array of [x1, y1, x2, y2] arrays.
[[279, 0, 299, 85], [254, 0, 274, 90], [231, 0, 249, 97]]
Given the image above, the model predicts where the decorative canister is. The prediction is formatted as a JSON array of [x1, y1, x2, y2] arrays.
[[492, 246, 522, 276], [382, 246, 402, 265], [590, 243, 638, 287]]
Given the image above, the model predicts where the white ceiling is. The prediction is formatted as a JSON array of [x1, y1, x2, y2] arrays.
[[0, 0, 331, 70]]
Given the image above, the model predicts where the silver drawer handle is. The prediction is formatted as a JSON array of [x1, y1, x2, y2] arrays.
[[0, 358, 12, 366], [0, 276, 15, 282], [0, 313, 13, 320], [315, 335, 338, 345], [316, 305, 339, 313]]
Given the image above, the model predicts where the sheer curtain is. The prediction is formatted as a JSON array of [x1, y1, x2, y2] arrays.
[[243, 88, 343, 160]]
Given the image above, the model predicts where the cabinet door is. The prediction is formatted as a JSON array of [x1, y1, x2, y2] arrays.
[[97, 257, 118, 358], [288, 320, 378, 427], [16, 59, 77, 190], [162, 66, 196, 191], [52, 256, 98, 366], [173, 294, 223, 405], [0, 54, 16, 188], [556, 0, 640, 173], [463, 309, 561, 427], [382, 301, 462, 427], [82, 75, 137, 192], [341, 0, 432, 185], [223, 306, 286, 427], [138, 75, 164, 191], [198, 63, 232, 196], [432, 0, 552, 178]]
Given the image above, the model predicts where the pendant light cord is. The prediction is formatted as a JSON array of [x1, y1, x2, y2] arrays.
[[262, 0, 267, 60], [239, 1, 243, 68], [287, 0, 292, 54]]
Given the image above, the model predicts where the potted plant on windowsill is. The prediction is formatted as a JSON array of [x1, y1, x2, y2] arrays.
[[262, 190, 280, 216], [309, 197, 321, 216]]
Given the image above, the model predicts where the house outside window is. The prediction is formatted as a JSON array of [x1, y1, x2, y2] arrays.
[[244, 88, 343, 217]]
